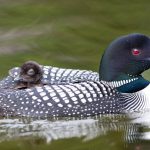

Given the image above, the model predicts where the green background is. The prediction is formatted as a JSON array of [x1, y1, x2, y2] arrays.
[[0, 0, 149, 80]]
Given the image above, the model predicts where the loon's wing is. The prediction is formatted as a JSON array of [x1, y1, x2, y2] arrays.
[[0, 81, 120, 117], [9, 67, 21, 78], [39, 66, 99, 85], [0, 66, 99, 89]]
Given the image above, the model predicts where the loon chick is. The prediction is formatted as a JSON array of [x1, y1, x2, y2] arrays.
[[14, 61, 43, 89], [0, 33, 150, 117]]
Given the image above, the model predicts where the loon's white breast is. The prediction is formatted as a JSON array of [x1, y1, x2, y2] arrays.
[[119, 84, 150, 112]]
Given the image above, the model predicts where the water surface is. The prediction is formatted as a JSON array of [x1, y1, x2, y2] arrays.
[[0, 111, 150, 149]]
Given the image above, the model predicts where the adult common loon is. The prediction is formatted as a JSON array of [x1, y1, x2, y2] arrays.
[[0, 33, 150, 117]]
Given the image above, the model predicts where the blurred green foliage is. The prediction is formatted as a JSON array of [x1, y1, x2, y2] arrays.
[[0, 0, 149, 79]]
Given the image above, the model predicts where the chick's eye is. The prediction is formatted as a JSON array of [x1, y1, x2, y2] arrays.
[[132, 49, 141, 56], [27, 69, 35, 76]]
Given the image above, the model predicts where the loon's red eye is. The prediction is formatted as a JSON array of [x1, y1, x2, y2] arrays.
[[132, 49, 141, 56]]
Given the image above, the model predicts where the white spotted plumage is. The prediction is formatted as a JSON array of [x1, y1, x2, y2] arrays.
[[0, 81, 120, 117]]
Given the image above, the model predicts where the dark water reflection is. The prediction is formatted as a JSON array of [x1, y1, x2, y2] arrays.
[[0, 112, 149, 145]]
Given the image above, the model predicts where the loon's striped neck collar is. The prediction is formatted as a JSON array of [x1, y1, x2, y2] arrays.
[[117, 76, 149, 93], [102, 76, 149, 93], [102, 76, 139, 88], [101, 73, 140, 87]]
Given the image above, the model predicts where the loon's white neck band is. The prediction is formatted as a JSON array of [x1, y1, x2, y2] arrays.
[[101, 78, 138, 88]]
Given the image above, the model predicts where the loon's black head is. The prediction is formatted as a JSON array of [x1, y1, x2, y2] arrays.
[[19, 61, 43, 83], [99, 33, 150, 82]]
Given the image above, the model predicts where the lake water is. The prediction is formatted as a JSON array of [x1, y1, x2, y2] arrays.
[[0, 111, 150, 149]]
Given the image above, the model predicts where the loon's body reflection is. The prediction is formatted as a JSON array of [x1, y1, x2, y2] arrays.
[[0, 114, 146, 144]]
